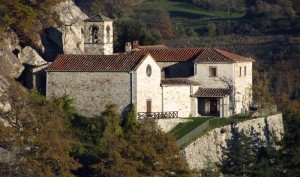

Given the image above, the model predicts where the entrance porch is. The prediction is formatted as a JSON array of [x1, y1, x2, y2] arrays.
[[193, 88, 232, 117]]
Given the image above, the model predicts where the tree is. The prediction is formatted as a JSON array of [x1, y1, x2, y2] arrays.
[[114, 19, 161, 52], [0, 82, 79, 176], [0, 0, 62, 46], [252, 71, 275, 106], [90, 0, 143, 18], [146, 9, 174, 39], [121, 120, 192, 176], [206, 22, 216, 37], [71, 105, 191, 176], [221, 129, 256, 176], [123, 104, 137, 131], [279, 111, 300, 176]]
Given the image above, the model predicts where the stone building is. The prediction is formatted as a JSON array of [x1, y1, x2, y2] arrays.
[[133, 48, 254, 117], [46, 14, 254, 118], [46, 48, 254, 118]]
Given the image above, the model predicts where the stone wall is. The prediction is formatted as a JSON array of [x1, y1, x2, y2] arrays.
[[182, 113, 284, 170], [46, 71, 131, 117], [156, 118, 192, 132]]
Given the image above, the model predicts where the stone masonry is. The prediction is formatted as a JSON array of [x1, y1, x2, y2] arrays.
[[182, 113, 284, 170]]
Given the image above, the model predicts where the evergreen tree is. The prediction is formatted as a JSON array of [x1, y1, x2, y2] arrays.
[[124, 104, 137, 131], [279, 111, 300, 176], [221, 129, 256, 176]]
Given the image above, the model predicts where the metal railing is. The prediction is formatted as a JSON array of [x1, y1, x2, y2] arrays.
[[138, 111, 178, 119]]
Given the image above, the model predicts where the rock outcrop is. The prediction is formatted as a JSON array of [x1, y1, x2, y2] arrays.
[[182, 113, 284, 170], [0, 45, 24, 79], [19, 46, 47, 66], [0, 28, 21, 52], [42, 0, 88, 61]]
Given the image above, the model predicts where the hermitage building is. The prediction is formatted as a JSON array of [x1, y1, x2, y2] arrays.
[[46, 14, 255, 118]]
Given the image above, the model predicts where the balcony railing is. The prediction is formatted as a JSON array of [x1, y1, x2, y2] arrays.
[[138, 111, 178, 119]]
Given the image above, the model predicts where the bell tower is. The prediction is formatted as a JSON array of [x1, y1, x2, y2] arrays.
[[83, 14, 113, 55]]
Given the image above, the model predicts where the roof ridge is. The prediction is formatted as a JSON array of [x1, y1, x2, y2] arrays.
[[211, 48, 234, 62]]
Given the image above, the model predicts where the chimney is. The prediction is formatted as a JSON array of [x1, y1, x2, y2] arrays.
[[133, 40, 139, 49], [125, 42, 132, 53]]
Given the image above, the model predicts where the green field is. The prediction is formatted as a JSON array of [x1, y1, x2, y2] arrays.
[[134, 0, 244, 31]]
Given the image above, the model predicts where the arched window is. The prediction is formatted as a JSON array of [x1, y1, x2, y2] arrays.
[[106, 26, 110, 43], [90, 26, 99, 43]]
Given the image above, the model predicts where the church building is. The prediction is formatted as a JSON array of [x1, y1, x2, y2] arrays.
[[46, 14, 254, 118]]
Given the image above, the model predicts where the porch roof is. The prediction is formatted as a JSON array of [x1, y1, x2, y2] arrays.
[[193, 88, 231, 97]]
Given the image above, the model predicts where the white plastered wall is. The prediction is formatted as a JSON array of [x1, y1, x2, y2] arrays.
[[192, 63, 234, 88], [234, 62, 253, 114], [162, 85, 194, 117], [135, 55, 162, 114]]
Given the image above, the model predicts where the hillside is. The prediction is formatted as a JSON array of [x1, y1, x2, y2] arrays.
[[0, 0, 299, 176]]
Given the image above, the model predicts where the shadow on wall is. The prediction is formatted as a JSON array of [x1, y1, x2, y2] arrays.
[[41, 27, 64, 62], [163, 61, 194, 78]]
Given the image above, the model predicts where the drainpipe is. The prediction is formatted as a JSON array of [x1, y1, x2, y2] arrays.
[[222, 97, 224, 117], [45, 70, 48, 99], [162, 85, 164, 112], [232, 63, 236, 115], [129, 72, 133, 104]]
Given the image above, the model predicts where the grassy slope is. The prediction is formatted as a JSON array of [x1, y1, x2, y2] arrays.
[[170, 117, 210, 139], [134, 0, 244, 30]]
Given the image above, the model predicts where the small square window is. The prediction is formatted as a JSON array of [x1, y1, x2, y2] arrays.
[[209, 67, 217, 77]]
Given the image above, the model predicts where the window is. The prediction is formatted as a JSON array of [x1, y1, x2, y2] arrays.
[[244, 66, 247, 76], [106, 26, 110, 43], [209, 67, 217, 77], [239, 67, 242, 76], [90, 26, 99, 43]]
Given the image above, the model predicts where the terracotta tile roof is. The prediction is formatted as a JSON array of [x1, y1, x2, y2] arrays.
[[47, 54, 146, 72], [133, 48, 203, 61], [193, 88, 232, 97], [195, 48, 254, 63], [133, 48, 254, 62], [84, 14, 113, 22], [161, 78, 201, 86]]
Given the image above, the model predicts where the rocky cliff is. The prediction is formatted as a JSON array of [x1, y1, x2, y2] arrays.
[[0, 0, 89, 167], [182, 113, 284, 170]]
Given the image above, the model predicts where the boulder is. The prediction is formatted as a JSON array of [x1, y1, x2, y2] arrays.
[[19, 46, 47, 66], [0, 75, 10, 97], [0, 28, 21, 52], [43, 0, 88, 61], [0, 101, 11, 113], [0, 45, 24, 78], [56, 0, 87, 54]]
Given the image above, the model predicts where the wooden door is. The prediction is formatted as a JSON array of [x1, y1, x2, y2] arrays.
[[146, 100, 152, 117], [147, 100, 152, 113]]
